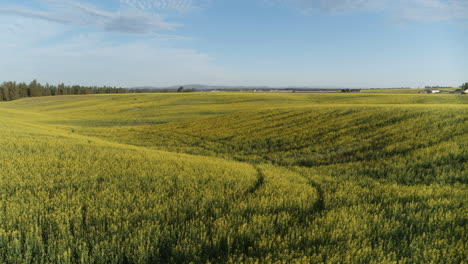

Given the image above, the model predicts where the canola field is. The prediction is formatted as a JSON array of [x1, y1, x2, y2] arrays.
[[0, 92, 466, 263]]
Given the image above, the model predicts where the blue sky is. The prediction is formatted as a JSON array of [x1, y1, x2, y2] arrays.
[[0, 0, 467, 88]]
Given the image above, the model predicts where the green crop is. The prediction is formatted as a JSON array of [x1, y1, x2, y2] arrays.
[[0, 92, 466, 263]]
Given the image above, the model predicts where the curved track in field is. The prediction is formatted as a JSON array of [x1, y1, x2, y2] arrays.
[[245, 167, 265, 195], [287, 167, 326, 215], [308, 179, 325, 213]]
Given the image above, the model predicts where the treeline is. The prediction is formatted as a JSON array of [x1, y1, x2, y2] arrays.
[[341, 89, 361, 93], [0, 80, 129, 102], [0, 80, 196, 102]]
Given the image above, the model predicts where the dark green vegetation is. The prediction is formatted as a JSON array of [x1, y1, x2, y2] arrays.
[[0, 92, 466, 263], [0, 80, 129, 101], [0, 81, 199, 102]]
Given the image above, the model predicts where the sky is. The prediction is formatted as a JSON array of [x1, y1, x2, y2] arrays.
[[0, 0, 467, 88]]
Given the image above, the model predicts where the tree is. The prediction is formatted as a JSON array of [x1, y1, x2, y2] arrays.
[[177, 86, 184, 93], [18, 83, 28, 98], [1, 85, 10, 101], [29, 80, 42, 97], [2, 82, 19, 101]]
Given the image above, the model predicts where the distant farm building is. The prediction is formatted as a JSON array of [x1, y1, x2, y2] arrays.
[[423, 89, 440, 94], [452, 89, 467, 94]]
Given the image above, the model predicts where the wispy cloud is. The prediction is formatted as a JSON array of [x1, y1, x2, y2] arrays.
[[121, 0, 195, 12], [266, 0, 468, 23], [0, 0, 179, 34], [0, 16, 231, 87], [389, 0, 468, 23], [0, 6, 69, 24]]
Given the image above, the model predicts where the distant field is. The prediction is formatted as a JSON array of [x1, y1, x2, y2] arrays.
[[0, 92, 466, 263], [361, 88, 458, 93]]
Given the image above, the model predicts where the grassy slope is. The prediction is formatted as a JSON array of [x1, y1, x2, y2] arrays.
[[0, 92, 466, 263]]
